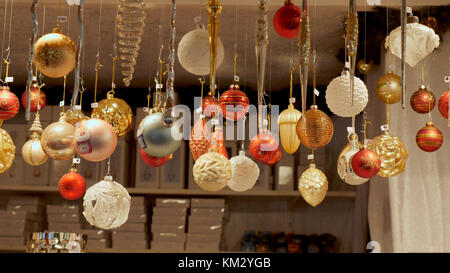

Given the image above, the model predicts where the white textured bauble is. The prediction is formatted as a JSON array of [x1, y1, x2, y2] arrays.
[[298, 164, 328, 207], [177, 25, 225, 76], [325, 71, 368, 117], [82, 175, 131, 230], [228, 150, 260, 192], [193, 152, 232, 191], [337, 134, 369, 186]]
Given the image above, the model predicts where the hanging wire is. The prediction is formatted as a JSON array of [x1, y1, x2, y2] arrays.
[[67, 4, 71, 35], [56, 0, 61, 27], [41, 0, 46, 35], [243, 30, 248, 92], [5, 0, 13, 64], [62, 75, 67, 112], [25, 0, 39, 121], [70, 1, 84, 109], [0, 0, 9, 80]]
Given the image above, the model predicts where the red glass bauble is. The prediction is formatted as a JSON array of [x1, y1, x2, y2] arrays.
[[219, 84, 250, 121], [416, 121, 443, 152], [0, 86, 19, 120], [273, 1, 301, 39], [410, 85, 436, 114], [202, 93, 220, 117], [249, 132, 282, 165], [438, 89, 449, 119], [21, 84, 47, 112], [58, 170, 86, 200], [140, 148, 172, 167], [351, 148, 381, 178], [189, 118, 228, 161]]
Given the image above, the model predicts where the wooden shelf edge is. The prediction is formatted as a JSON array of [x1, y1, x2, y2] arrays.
[[0, 246, 235, 253]]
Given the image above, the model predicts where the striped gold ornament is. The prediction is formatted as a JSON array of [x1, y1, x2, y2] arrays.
[[416, 121, 443, 152], [278, 103, 301, 154]]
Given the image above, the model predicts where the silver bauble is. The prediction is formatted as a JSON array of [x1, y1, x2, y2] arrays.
[[337, 133, 369, 186]]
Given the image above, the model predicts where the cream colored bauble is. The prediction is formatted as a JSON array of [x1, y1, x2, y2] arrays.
[[82, 175, 131, 230], [177, 25, 225, 76], [337, 133, 368, 186], [278, 103, 302, 154], [228, 150, 260, 192], [193, 152, 232, 191], [325, 69, 368, 117], [298, 163, 328, 207], [22, 113, 47, 166]]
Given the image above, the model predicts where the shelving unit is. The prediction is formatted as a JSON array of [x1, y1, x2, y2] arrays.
[[0, 246, 233, 253]]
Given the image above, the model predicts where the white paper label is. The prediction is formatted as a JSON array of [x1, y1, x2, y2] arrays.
[[347, 127, 355, 134], [156, 84, 163, 89], [91, 102, 98, 109], [381, 125, 389, 131], [314, 89, 320, 96], [37, 104, 41, 110], [59, 101, 65, 107], [444, 76, 450, 83], [199, 114, 205, 119], [211, 119, 219, 125], [143, 107, 149, 113], [195, 107, 203, 114], [289, 98, 296, 104], [366, 0, 381, 5], [66, 0, 80, 6], [111, 83, 116, 89], [406, 6, 412, 14], [74, 105, 82, 110], [364, 139, 372, 146], [5, 76, 13, 83], [57, 16, 67, 22], [32, 76, 37, 81], [234, 75, 240, 82], [307, 154, 314, 160], [72, 158, 81, 164]]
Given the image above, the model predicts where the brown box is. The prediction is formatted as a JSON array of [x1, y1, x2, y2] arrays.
[[159, 141, 186, 189], [130, 196, 147, 207], [0, 227, 33, 237], [46, 205, 79, 214], [190, 198, 225, 208], [129, 206, 148, 215], [47, 223, 82, 233], [113, 239, 148, 250], [152, 232, 186, 243], [23, 162, 50, 186], [87, 238, 109, 250], [7, 204, 45, 214], [155, 198, 190, 208], [1, 219, 42, 231], [188, 224, 222, 234], [101, 139, 131, 186], [0, 211, 40, 221], [186, 233, 221, 243], [47, 213, 80, 223], [190, 208, 225, 217], [0, 157, 25, 185], [152, 207, 187, 217], [151, 224, 185, 234], [185, 241, 220, 252], [188, 216, 222, 226], [135, 145, 160, 189], [80, 229, 109, 240], [112, 231, 148, 241], [0, 236, 26, 246], [115, 223, 147, 232], [152, 215, 186, 225], [8, 196, 42, 205], [127, 214, 147, 223], [274, 150, 295, 191], [151, 241, 184, 252]]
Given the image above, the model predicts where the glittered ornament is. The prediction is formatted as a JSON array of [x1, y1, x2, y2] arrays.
[[438, 89, 449, 119], [337, 133, 368, 186], [202, 93, 220, 117], [375, 71, 402, 104], [83, 175, 131, 230], [91, 91, 133, 137], [58, 168, 86, 200], [64, 109, 89, 128], [228, 150, 260, 192], [140, 149, 172, 167], [193, 152, 232, 192], [41, 114, 76, 160], [21, 84, 46, 112], [0, 126, 15, 174], [74, 119, 117, 162], [189, 119, 228, 161], [137, 111, 182, 158], [351, 148, 381, 178], [33, 28, 76, 78], [273, 0, 301, 39], [219, 84, 250, 121], [0, 86, 20, 120], [410, 85, 436, 114], [22, 114, 47, 166], [416, 121, 443, 152], [298, 163, 328, 207], [296, 105, 334, 149], [249, 131, 282, 166], [325, 69, 368, 117], [278, 103, 301, 154], [371, 129, 408, 177]]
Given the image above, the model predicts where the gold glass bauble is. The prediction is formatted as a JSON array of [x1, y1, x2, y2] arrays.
[[33, 28, 76, 78], [0, 127, 15, 174], [278, 103, 302, 154], [64, 109, 89, 128], [298, 163, 328, 207], [22, 114, 47, 166], [296, 105, 334, 149], [375, 71, 402, 104], [337, 133, 368, 185], [91, 91, 133, 137], [41, 115, 76, 160], [371, 129, 408, 177]]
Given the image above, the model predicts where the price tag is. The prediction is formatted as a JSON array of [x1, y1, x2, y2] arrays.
[[91, 102, 98, 109], [194, 16, 202, 23], [381, 124, 389, 131], [199, 114, 205, 119], [5, 76, 13, 83], [211, 119, 219, 125], [37, 104, 41, 111], [289, 98, 296, 104], [234, 75, 240, 82], [57, 16, 67, 23], [111, 83, 116, 89], [156, 83, 163, 89], [74, 105, 82, 110], [406, 6, 412, 14], [32, 76, 37, 81], [72, 158, 81, 164], [364, 139, 372, 146], [347, 127, 355, 134], [314, 88, 320, 96], [366, 0, 381, 5], [196, 107, 203, 114], [263, 119, 268, 127], [143, 107, 149, 113], [345, 61, 350, 68], [59, 101, 65, 107], [307, 154, 314, 160], [215, 84, 217, 89], [444, 76, 450, 83]]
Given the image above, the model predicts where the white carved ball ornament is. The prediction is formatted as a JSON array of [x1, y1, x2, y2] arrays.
[[228, 150, 260, 192], [193, 151, 232, 191]]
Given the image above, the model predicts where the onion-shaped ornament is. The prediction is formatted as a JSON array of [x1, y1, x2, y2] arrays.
[[296, 105, 334, 149], [438, 89, 449, 119], [0, 126, 15, 174], [0, 86, 20, 120], [228, 150, 260, 192], [22, 114, 47, 166], [416, 121, 443, 152], [278, 103, 301, 154], [41, 114, 76, 160], [410, 85, 436, 114], [371, 129, 408, 177], [337, 133, 368, 185], [298, 163, 328, 207], [83, 174, 131, 230], [193, 151, 232, 192], [375, 71, 402, 104]]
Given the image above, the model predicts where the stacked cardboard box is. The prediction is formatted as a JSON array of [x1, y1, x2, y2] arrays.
[[150, 198, 189, 252], [0, 196, 45, 247], [46, 204, 82, 233], [112, 196, 149, 250], [186, 198, 225, 252], [81, 228, 110, 250]]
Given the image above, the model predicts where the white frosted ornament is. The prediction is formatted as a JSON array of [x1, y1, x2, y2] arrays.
[[177, 24, 225, 76], [298, 164, 328, 207], [228, 150, 260, 192], [82, 175, 131, 230], [325, 68, 368, 117], [193, 151, 232, 191], [337, 133, 369, 186]]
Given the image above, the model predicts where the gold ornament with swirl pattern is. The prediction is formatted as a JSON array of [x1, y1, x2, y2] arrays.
[[0, 125, 15, 174], [298, 163, 328, 207], [370, 129, 408, 177]]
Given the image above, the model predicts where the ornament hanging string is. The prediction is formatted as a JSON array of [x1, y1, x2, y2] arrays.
[[0, 0, 9, 80], [255, 0, 268, 133], [70, 0, 84, 110], [41, 0, 46, 35], [400, 0, 406, 109], [93, 0, 103, 105], [299, 0, 310, 114], [4, 0, 13, 83], [25, 0, 39, 121], [206, 0, 222, 97], [346, 0, 358, 106], [62, 75, 67, 112]]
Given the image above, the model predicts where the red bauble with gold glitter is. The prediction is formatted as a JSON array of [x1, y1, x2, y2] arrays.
[[219, 84, 249, 121], [0, 86, 19, 120], [58, 169, 86, 200], [202, 93, 220, 117], [249, 131, 282, 165], [416, 121, 443, 152], [140, 149, 172, 167], [410, 85, 436, 114], [21, 84, 46, 112], [351, 148, 381, 178], [189, 118, 228, 161], [438, 89, 449, 119], [273, 0, 301, 39]]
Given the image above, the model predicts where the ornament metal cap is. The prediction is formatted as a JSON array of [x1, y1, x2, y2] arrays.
[[104, 175, 114, 182], [348, 133, 358, 141], [426, 121, 434, 127], [310, 105, 318, 110], [52, 27, 62, 34], [69, 167, 78, 173]]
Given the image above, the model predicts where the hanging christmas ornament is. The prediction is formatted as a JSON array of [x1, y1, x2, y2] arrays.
[[375, 71, 402, 104], [337, 133, 368, 186], [296, 105, 333, 149], [189, 118, 228, 161], [357, 60, 372, 75], [298, 163, 328, 207], [21, 83, 46, 112], [219, 84, 249, 121], [58, 167, 86, 200], [228, 150, 260, 192], [22, 113, 47, 166], [137, 111, 182, 158], [416, 121, 443, 152], [41, 114, 76, 160], [410, 85, 436, 114], [33, 27, 76, 78], [371, 129, 408, 177], [177, 24, 224, 76], [140, 149, 172, 167], [83, 174, 131, 229], [438, 89, 449, 119], [0, 124, 15, 174], [351, 147, 381, 178], [249, 131, 281, 166], [193, 151, 232, 191], [325, 66, 368, 117], [273, 0, 301, 39], [202, 93, 220, 117], [74, 118, 117, 162], [64, 109, 89, 128], [0, 86, 19, 120]]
